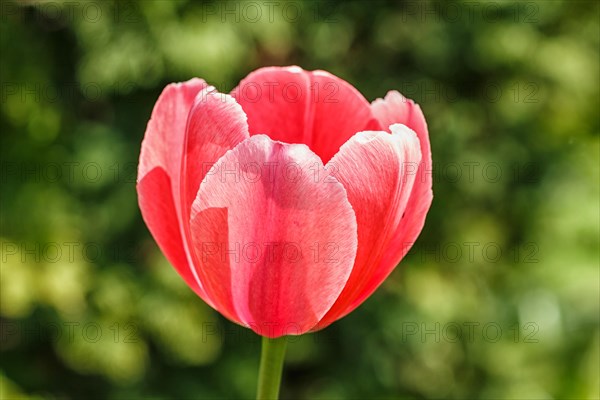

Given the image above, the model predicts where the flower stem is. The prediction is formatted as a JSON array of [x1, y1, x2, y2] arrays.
[[256, 335, 287, 400]]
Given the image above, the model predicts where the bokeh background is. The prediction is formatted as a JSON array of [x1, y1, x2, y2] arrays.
[[1, 0, 599, 399]]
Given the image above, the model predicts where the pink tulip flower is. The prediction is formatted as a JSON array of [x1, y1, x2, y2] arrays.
[[137, 66, 432, 338]]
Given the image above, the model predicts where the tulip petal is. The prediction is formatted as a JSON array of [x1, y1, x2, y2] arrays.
[[138, 169, 200, 292], [315, 125, 422, 329], [137, 79, 208, 297], [190, 135, 358, 337], [360, 91, 433, 308], [371, 92, 432, 213], [231, 66, 381, 163], [138, 79, 207, 182], [179, 88, 250, 316], [370, 90, 413, 130], [181, 88, 250, 217]]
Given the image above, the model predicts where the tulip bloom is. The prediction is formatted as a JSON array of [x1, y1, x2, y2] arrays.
[[137, 66, 432, 339]]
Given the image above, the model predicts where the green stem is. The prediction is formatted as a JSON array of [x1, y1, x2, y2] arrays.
[[256, 336, 287, 400]]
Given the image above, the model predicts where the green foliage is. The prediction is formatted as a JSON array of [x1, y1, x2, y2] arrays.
[[1, 0, 598, 399]]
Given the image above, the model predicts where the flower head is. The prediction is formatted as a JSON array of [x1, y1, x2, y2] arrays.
[[137, 66, 432, 338]]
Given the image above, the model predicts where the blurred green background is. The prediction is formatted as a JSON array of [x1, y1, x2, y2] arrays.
[[1, 0, 598, 399]]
